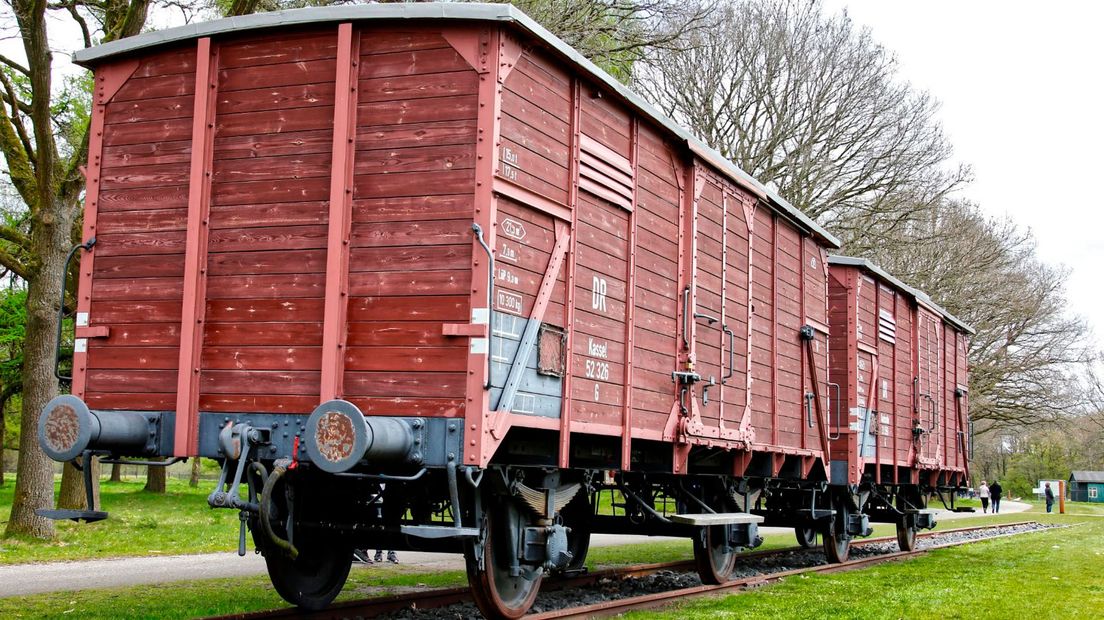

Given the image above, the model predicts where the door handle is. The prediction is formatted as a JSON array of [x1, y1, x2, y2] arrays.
[[722, 324, 735, 383]]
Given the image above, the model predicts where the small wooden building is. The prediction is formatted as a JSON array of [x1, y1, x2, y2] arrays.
[[1068, 471, 1104, 502]]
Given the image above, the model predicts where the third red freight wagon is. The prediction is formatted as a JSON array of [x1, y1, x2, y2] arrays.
[[827, 256, 973, 551]]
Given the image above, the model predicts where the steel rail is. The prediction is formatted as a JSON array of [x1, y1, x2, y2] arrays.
[[205, 521, 1044, 620], [529, 521, 1057, 619]]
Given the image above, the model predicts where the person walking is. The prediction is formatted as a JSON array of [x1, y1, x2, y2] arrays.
[[990, 480, 1003, 514], [978, 480, 990, 513], [1045, 482, 1055, 513]]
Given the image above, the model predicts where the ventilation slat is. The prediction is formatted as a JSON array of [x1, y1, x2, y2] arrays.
[[578, 133, 633, 210], [878, 309, 896, 343]]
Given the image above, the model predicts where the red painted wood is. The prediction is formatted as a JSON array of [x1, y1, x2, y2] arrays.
[[358, 45, 470, 78], [204, 322, 322, 346], [105, 94, 193, 124], [114, 73, 196, 103], [620, 119, 640, 468], [73, 58, 141, 398], [218, 30, 338, 69], [174, 38, 218, 457], [130, 47, 197, 78]]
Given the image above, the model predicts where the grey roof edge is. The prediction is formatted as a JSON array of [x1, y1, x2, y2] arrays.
[[828, 256, 975, 335], [1069, 471, 1104, 482], [72, 3, 841, 249]]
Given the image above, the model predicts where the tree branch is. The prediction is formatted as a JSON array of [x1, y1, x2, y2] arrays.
[[0, 69, 37, 170]]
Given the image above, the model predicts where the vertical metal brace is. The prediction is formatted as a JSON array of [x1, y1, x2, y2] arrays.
[[174, 38, 219, 457], [320, 23, 360, 401]]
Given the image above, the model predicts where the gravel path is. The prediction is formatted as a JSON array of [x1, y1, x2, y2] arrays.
[[0, 500, 1029, 598]]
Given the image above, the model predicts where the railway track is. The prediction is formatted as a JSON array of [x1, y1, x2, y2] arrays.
[[207, 521, 1053, 620]]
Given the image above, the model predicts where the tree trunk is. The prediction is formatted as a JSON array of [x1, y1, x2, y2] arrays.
[[0, 407, 5, 487], [110, 462, 122, 482], [144, 459, 166, 493], [59, 461, 84, 508], [5, 213, 71, 538], [189, 457, 201, 487], [58, 458, 101, 509]]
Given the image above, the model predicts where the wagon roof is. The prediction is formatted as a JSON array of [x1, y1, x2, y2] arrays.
[[72, 2, 841, 249], [1070, 471, 1104, 483], [828, 256, 975, 335]]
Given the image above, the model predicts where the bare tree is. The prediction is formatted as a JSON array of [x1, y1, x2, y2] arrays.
[[636, 0, 1096, 432], [635, 0, 969, 243], [1, 0, 152, 539], [861, 201, 1096, 428]]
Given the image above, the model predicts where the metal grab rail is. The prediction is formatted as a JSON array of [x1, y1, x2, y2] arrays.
[[55, 238, 96, 382], [681, 287, 690, 349], [827, 382, 842, 440], [471, 224, 493, 389], [722, 325, 735, 383]]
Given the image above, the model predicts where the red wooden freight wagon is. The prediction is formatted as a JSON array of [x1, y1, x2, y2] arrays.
[[826, 256, 973, 549], [32, 5, 926, 617]]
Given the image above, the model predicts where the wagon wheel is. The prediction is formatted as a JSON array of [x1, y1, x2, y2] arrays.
[[465, 495, 543, 619], [560, 490, 593, 572], [694, 522, 739, 584], [264, 536, 353, 611], [896, 518, 918, 552], [823, 526, 851, 563], [253, 475, 353, 611], [823, 497, 851, 563], [895, 492, 921, 552], [795, 525, 818, 548]]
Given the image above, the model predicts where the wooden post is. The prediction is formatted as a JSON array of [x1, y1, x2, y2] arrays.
[[1059, 479, 1066, 514]]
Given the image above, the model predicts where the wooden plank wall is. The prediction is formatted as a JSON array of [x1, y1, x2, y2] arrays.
[[773, 223, 808, 448], [494, 49, 571, 332], [694, 179, 726, 429], [894, 292, 914, 468], [749, 210, 777, 442], [826, 268, 852, 463], [85, 46, 197, 411], [568, 82, 632, 434], [199, 28, 338, 414], [344, 29, 477, 418], [631, 128, 681, 433], [721, 188, 752, 427]]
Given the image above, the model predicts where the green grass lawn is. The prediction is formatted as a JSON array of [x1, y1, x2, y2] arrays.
[[3, 505, 1098, 619], [0, 478, 238, 564], [628, 511, 1104, 620], [2, 483, 1098, 619]]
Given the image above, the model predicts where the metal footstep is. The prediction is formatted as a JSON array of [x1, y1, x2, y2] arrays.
[[670, 512, 764, 526], [36, 448, 110, 523]]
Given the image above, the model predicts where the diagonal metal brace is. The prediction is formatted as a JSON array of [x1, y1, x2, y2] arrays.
[[490, 221, 570, 437]]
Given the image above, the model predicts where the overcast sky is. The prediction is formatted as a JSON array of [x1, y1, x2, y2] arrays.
[[821, 0, 1104, 350]]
